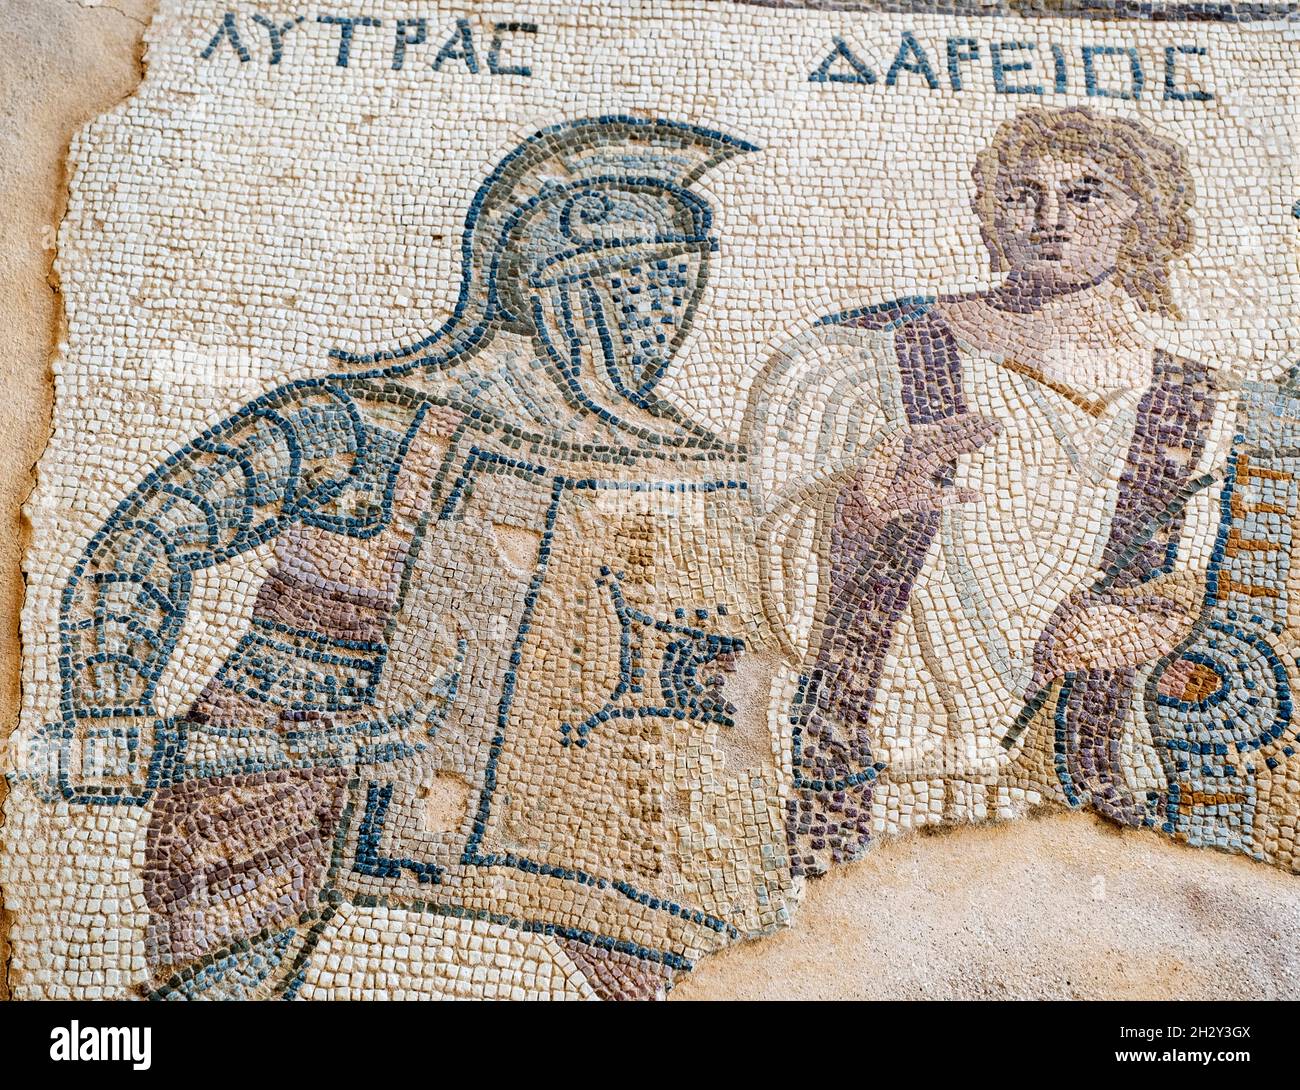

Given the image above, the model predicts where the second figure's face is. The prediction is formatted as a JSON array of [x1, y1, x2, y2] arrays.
[[991, 151, 1140, 297]]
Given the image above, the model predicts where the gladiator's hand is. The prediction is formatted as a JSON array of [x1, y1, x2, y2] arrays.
[[1031, 589, 1198, 691], [843, 412, 1001, 528], [25, 710, 167, 804]]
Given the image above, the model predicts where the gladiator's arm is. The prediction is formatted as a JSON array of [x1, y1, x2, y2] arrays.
[[49, 378, 426, 803]]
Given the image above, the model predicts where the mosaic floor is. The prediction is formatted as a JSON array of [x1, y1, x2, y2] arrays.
[[2, 0, 1298, 999]]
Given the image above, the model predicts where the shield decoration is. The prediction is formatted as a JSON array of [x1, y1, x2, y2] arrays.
[[333, 436, 795, 967]]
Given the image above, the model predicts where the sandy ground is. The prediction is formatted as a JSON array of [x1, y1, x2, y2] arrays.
[[0, 0, 155, 1003], [1, 0, 1295, 1002]]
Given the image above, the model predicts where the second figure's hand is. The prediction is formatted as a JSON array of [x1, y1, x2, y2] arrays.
[[998, 469, 1219, 751]]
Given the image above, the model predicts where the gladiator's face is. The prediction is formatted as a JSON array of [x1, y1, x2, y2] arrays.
[[503, 179, 714, 411], [572, 240, 708, 406], [991, 152, 1140, 297]]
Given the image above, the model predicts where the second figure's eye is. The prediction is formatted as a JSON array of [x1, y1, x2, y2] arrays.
[[1065, 175, 1107, 205], [1002, 185, 1037, 207]]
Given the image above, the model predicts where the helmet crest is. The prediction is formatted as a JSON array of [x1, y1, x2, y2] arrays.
[[328, 116, 758, 376]]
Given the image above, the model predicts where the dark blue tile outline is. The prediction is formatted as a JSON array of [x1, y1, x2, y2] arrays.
[[454, 474, 748, 939]]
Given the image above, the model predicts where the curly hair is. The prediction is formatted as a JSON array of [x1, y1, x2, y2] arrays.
[[971, 107, 1195, 319]]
